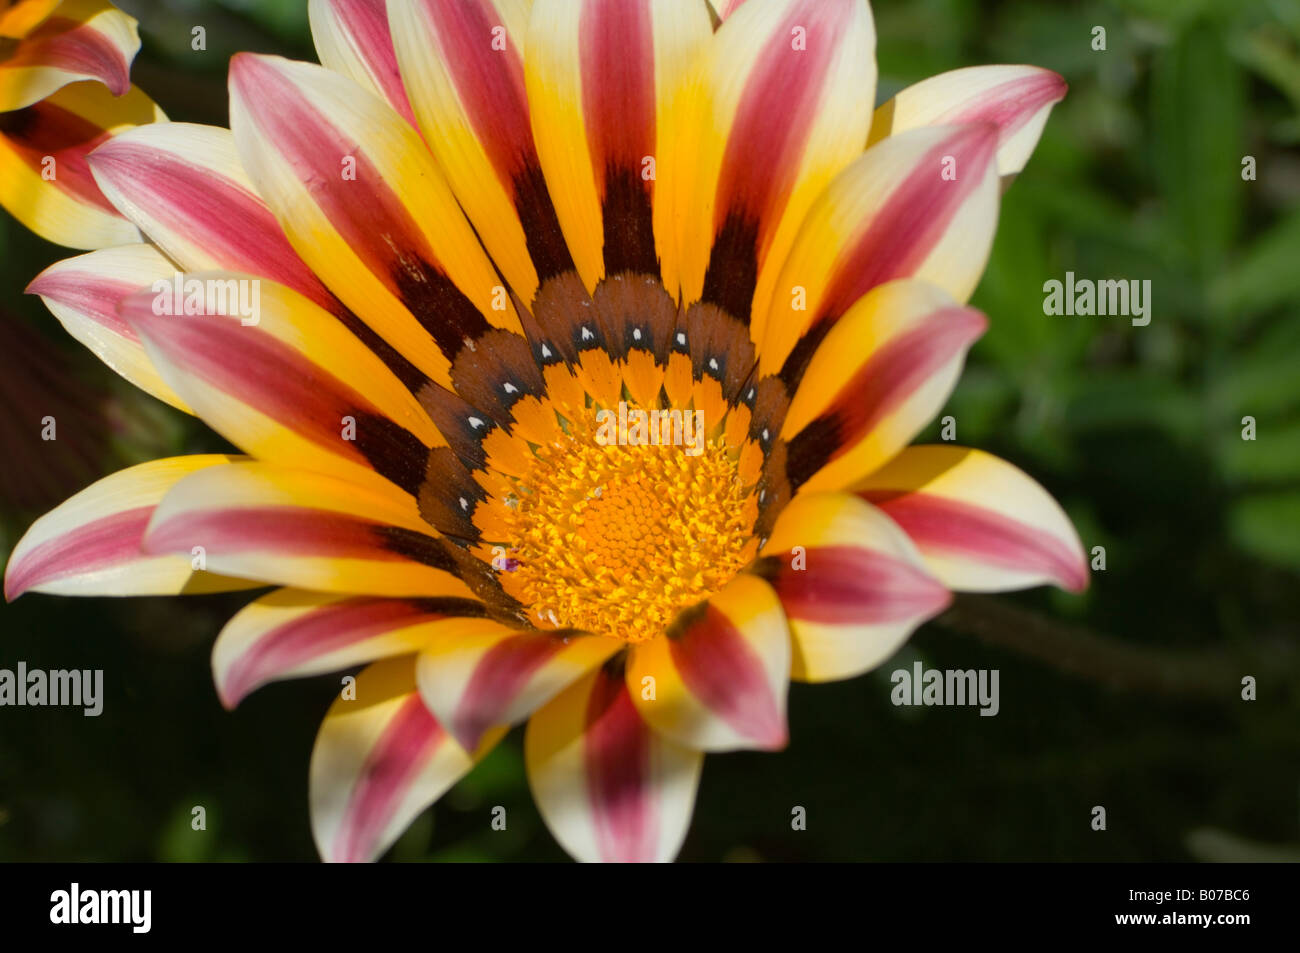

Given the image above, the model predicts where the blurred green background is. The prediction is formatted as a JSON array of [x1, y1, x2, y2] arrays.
[[1, 0, 1298, 862]]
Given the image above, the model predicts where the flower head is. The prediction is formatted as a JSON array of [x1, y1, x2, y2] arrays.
[[7, 0, 1083, 862]]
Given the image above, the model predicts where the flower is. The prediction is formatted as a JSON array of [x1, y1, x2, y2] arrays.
[[6, 0, 1083, 862], [0, 0, 162, 248]]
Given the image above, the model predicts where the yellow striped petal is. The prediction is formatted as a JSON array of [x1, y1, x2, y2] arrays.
[[868, 64, 1067, 178], [311, 656, 503, 862], [0, 80, 162, 249], [0, 0, 138, 111], [758, 122, 1001, 380], [852, 445, 1088, 593], [525, 658, 703, 862], [214, 588, 497, 709], [4, 454, 255, 600], [143, 462, 474, 599], [627, 573, 790, 752], [27, 243, 192, 412], [228, 53, 520, 388], [757, 491, 950, 682]]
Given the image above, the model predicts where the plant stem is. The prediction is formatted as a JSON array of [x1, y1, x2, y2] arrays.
[[931, 594, 1286, 701]]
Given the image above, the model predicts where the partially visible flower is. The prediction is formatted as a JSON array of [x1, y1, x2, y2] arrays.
[[0, 0, 163, 247], [7, 0, 1082, 863]]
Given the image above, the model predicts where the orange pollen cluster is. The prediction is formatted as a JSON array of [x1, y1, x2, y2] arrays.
[[493, 404, 760, 643]]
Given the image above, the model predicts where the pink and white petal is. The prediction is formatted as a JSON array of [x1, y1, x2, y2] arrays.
[[390, 0, 567, 303], [120, 274, 443, 498], [868, 65, 1067, 178], [757, 491, 951, 683], [308, 0, 418, 127], [677, 0, 876, 343], [0, 81, 163, 249], [524, 0, 713, 293], [310, 656, 504, 863], [27, 243, 192, 412], [627, 573, 789, 753], [86, 122, 337, 313], [214, 588, 500, 710], [525, 659, 703, 863], [229, 53, 519, 387], [143, 461, 475, 599], [4, 454, 256, 600], [781, 278, 987, 493], [759, 122, 1000, 381], [853, 445, 1088, 593], [416, 626, 620, 753], [0, 0, 139, 111]]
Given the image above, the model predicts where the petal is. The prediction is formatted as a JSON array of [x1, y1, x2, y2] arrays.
[[27, 243, 192, 412], [143, 461, 475, 598], [120, 274, 443, 499], [868, 65, 1067, 178], [214, 588, 499, 709], [308, 0, 418, 127], [781, 278, 987, 493], [310, 656, 502, 863], [86, 122, 336, 313], [228, 53, 520, 387], [4, 454, 256, 600], [0, 2, 63, 40], [627, 572, 790, 752], [853, 445, 1088, 593], [755, 491, 951, 682], [758, 122, 1001, 381], [390, 0, 574, 302], [677, 0, 876, 342], [416, 626, 621, 752], [0, 80, 162, 249], [525, 658, 703, 862], [524, 0, 713, 292], [0, 0, 138, 111]]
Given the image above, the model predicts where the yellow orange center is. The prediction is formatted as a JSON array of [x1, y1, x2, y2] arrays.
[[491, 402, 759, 643]]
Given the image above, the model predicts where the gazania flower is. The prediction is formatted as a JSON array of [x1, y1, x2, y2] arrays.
[[0, 0, 161, 248], [6, 0, 1085, 862]]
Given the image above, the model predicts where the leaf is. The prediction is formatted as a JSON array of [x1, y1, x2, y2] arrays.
[[1152, 18, 1246, 275], [1229, 492, 1300, 568]]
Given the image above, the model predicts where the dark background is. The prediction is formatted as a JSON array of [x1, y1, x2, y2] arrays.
[[1, 0, 1297, 861]]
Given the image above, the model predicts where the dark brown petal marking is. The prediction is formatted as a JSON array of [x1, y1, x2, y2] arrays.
[[526, 271, 610, 366], [420, 0, 574, 283], [418, 447, 489, 542], [374, 525, 463, 573], [512, 162, 577, 282], [590, 272, 676, 363], [580, 0, 659, 279], [416, 381, 498, 472], [700, 211, 761, 324], [754, 440, 792, 542], [599, 164, 659, 276], [334, 304, 430, 394], [449, 328, 545, 423], [389, 253, 494, 361], [747, 375, 791, 452], [681, 300, 756, 402]]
